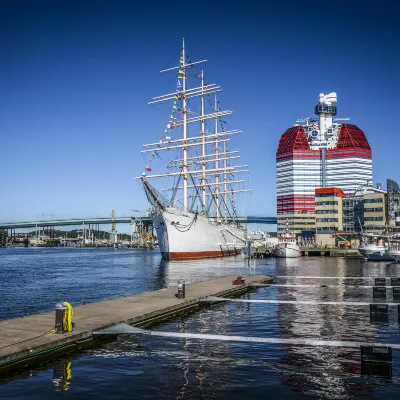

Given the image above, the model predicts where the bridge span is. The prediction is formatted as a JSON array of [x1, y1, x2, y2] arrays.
[[0, 215, 277, 230]]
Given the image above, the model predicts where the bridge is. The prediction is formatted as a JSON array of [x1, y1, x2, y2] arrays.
[[0, 215, 277, 230]]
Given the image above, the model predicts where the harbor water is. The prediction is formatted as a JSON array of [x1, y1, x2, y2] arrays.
[[2, 247, 400, 398]]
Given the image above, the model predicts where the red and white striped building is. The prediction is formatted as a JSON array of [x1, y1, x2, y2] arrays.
[[276, 93, 372, 233]]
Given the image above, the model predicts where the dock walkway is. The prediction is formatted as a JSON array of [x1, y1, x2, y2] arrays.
[[0, 275, 272, 374]]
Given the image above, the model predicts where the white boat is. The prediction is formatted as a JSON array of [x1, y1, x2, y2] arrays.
[[138, 40, 250, 260], [273, 224, 301, 258], [358, 232, 394, 261]]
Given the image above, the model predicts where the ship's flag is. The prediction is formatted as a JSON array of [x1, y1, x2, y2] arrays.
[[170, 114, 176, 119], [162, 135, 171, 140], [145, 167, 152, 172], [173, 105, 179, 110], [313, 123, 319, 130], [178, 69, 186, 79]]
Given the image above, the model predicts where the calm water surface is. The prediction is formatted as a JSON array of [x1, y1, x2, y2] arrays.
[[1, 247, 400, 399]]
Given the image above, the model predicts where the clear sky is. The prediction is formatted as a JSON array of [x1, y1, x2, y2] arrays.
[[0, 0, 399, 225]]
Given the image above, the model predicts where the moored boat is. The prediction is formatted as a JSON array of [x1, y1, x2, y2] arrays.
[[358, 232, 395, 261], [273, 223, 301, 258]]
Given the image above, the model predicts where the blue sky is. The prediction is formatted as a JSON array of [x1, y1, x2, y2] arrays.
[[0, 0, 399, 227]]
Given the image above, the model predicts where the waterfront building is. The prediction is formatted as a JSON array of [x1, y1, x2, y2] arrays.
[[363, 189, 386, 232], [315, 188, 344, 233], [342, 183, 386, 233], [276, 92, 372, 233], [342, 179, 400, 232]]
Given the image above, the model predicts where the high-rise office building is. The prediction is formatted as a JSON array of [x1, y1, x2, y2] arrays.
[[276, 93, 372, 233]]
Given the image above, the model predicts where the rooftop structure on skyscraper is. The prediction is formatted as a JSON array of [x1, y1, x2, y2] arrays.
[[276, 92, 373, 233]]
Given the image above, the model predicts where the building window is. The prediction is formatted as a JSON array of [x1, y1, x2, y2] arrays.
[[364, 208, 384, 213], [316, 201, 338, 206], [364, 217, 384, 221], [316, 218, 338, 222], [316, 193, 337, 198], [315, 210, 338, 214], [364, 198, 383, 203]]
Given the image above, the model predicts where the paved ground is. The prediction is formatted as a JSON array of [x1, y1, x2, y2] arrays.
[[0, 275, 271, 369]]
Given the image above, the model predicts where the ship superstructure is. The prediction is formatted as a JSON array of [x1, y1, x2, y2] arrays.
[[137, 40, 251, 260], [276, 93, 372, 233]]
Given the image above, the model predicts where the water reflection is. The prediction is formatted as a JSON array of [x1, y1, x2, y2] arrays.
[[274, 256, 398, 397], [3, 250, 400, 398], [52, 359, 73, 391]]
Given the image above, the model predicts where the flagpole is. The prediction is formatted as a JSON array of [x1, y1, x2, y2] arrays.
[[182, 38, 188, 211]]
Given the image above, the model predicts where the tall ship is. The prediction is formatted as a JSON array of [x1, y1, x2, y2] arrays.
[[276, 92, 372, 234], [137, 40, 251, 260]]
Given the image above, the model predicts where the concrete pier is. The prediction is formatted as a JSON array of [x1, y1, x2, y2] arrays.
[[0, 275, 272, 375]]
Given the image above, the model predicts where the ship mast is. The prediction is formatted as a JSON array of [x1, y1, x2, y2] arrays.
[[182, 38, 188, 211], [139, 41, 251, 217], [201, 70, 206, 213], [223, 137, 228, 223], [214, 95, 220, 219]]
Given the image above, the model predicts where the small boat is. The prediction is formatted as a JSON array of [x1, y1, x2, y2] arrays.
[[358, 232, 395, 261], [273, 222, 301, 258]]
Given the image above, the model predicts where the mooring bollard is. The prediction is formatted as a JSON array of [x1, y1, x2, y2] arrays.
[[182, 280, 186, 299], [232, 276, 245, 285], [55, 302, 68, 334], [177, 280, 183, 299]]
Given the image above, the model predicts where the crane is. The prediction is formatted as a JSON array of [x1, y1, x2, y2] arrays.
[[332, 233, 351, 248]]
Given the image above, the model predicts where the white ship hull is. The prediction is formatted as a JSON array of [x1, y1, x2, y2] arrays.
[[273, 242, 301, 258], [152, 207, 245, 260]]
